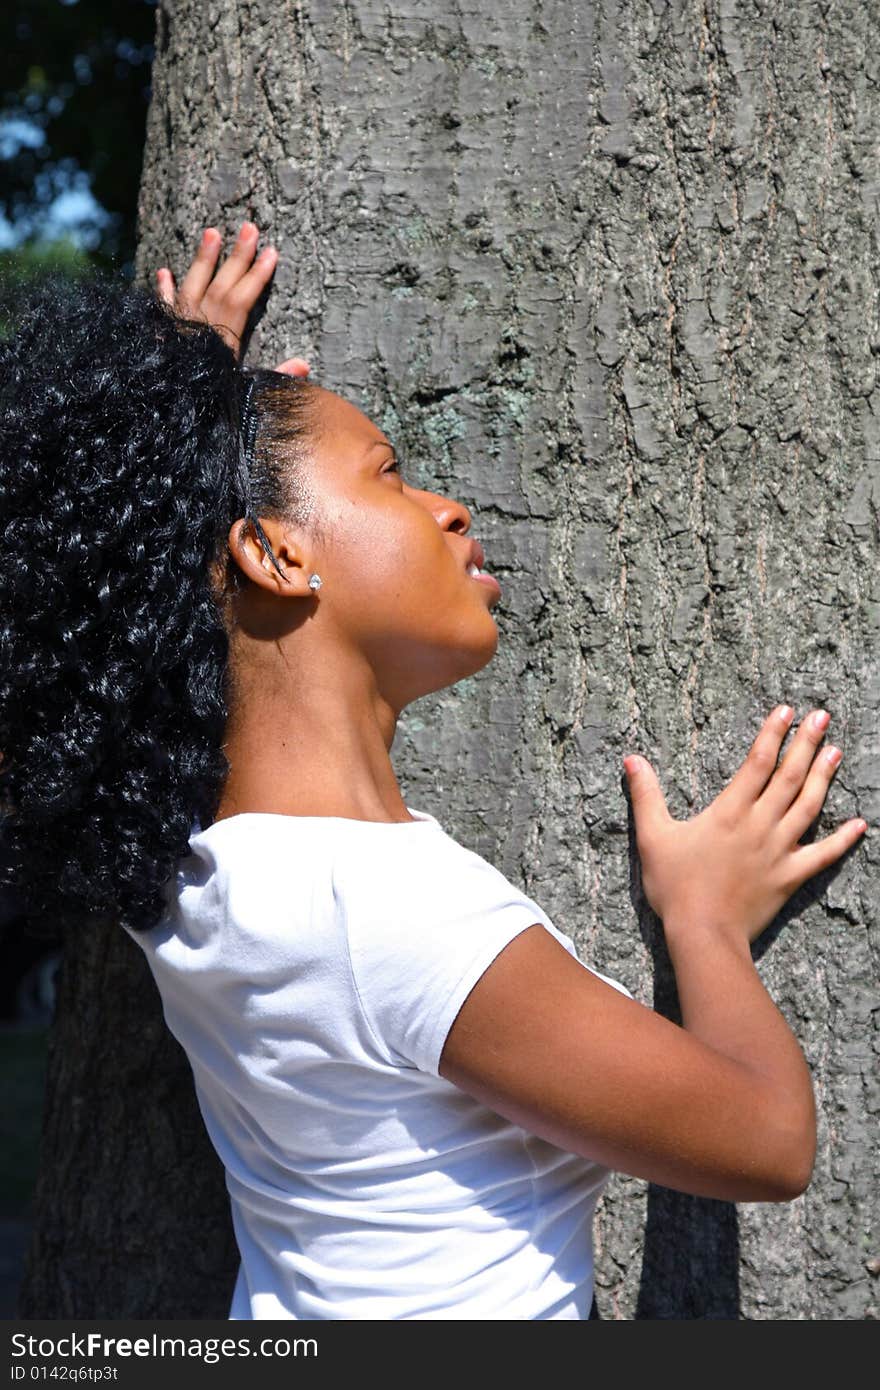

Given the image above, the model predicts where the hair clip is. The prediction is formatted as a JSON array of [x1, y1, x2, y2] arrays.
[[237, 376, 259, 517]]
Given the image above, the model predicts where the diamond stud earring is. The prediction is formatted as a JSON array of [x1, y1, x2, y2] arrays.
[[308, 573, 323, 591]]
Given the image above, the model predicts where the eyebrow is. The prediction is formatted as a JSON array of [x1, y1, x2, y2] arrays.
[[363, 438, 395, 457]]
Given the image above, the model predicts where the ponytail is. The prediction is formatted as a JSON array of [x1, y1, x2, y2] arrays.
[[0, 271, 319, 934]]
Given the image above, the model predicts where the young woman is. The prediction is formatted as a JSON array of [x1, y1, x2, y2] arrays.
[[0, 223, 867, 1321]]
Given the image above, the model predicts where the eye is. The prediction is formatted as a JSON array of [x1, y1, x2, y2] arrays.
[[384, 455, 403, 476]]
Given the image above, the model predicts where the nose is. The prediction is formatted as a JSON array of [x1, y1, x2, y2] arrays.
[[430, 493, 472, 536], [404, 480, 473, 534]]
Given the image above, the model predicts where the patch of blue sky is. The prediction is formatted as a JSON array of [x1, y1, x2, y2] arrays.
[[0, 120, 115, 251], [0, 117, 46, 161]]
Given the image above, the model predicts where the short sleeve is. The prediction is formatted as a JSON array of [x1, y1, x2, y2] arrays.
[[342, 835, 551, 1078]]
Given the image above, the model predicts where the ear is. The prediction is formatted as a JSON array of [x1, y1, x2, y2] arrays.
[[225, 517, 316, 597]]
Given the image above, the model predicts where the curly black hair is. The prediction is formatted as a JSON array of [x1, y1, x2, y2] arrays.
[[0, 271, 322, 935]]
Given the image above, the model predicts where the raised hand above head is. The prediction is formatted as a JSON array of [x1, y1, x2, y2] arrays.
[[154, 222, 312, 377]]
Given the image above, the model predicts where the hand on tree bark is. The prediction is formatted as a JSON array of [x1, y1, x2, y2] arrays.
[[154, 222, 311, 378], [623, 705, 867, 948]]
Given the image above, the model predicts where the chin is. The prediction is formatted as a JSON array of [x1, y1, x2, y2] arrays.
[[461, 619, 500, 676], [396, 615, 500, 702]]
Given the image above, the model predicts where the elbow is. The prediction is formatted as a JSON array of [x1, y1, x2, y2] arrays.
[[761, 1106, 817, 1203], [741, 1066, 816, 1202], [779, 1143, 816, 1202], [761, 1154, 814, 1203]]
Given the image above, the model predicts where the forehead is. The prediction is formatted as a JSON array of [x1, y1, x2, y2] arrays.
[[310, 384, 390, 455]]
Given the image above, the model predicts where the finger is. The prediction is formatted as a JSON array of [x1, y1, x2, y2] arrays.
[[623, 755, 673, 843], [785, 816, 867, 889], [778, 738, 844, 846], [176, 227, 223, 314], [759, 707, 832, 818], [209, 221, 261, 297], [715, 705, 795, 811], [224, 244, 279, 312], [274, 357, 311, 377], [155, 267, 176, 307]]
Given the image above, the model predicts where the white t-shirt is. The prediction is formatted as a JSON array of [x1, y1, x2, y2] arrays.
[[124, 806, 633, 1320]]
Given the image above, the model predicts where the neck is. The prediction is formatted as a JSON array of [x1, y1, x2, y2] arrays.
[[213, 635, 414, 826]]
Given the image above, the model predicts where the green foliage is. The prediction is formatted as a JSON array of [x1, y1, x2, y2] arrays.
[[0, 238, 93, 280]]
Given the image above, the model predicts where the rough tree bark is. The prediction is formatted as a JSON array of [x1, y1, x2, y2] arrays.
[[20, 0, 878, 1319]]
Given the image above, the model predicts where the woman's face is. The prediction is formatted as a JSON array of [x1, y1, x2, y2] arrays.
[[269, 385, 503, 710]]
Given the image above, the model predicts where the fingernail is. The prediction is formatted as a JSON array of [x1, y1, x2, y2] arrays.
[[825, 745, 841, 765], [779, 705, 793, 723], [813, 710, 830, 730], [624, 755, 643, 773]]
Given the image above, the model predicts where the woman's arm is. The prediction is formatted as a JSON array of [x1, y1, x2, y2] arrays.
[[439, 706, 866, 1202], [154, 222, 311, 377]]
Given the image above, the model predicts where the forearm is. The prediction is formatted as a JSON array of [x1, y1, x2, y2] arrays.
[[663, 920, 816, 1187]]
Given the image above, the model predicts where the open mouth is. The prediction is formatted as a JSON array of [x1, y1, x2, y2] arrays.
[[466, 563, 502, 594]]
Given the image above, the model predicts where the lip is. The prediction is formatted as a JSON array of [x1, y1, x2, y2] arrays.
[[465, 540, 486, 571], [471, 570, 502, 597], [461, 538, 500, 597]]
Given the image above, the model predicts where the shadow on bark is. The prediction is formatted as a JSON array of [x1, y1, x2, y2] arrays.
[[636, 1185, 740, 1319], [635, 931, 741, 1319]]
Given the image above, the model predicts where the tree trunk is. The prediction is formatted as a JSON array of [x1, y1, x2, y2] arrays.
[[17, 920, 238, 1317], [21, 0, 878, 1319]]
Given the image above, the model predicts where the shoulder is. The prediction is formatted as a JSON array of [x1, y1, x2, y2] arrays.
[[142, 815, 344, 966], [336, 823, 550, 933], [337, 827, 554, 1076]]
